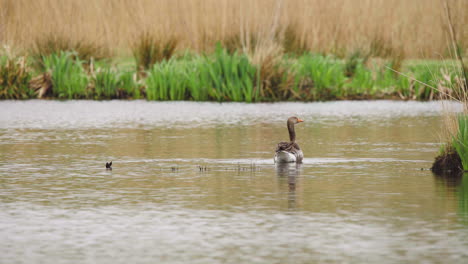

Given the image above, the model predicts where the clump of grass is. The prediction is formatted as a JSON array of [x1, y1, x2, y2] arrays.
[[222, 32, 260, 55], [29, 72, 53, 99], [118, 70, 141, 99], [0, 56, 33, 99], [431, 0, 468, 174], [390, 50, 405, 73], [292, 54, 346, 100], [255, 53, 294, 101], [185, 58, 210, 101], [92, 66, 119, 99], [132, 32, 178, 72], [146, 44, 258, 102], [369, 36, 396, 58], [281, 23, 308, 55], [43, 52, 89, 99], [343, 62, 374, 97], [32, 34, 109, 69], [222, 33, 243, 54], [344, 50, 369, 77], [452, 114, 468, 170], [146, 59, 188, 100], [203, 44, 257, 102]]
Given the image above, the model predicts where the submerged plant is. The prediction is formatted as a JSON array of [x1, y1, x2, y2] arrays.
[[42, 52, 89, 99]]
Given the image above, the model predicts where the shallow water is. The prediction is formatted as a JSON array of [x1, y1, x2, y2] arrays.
[[1, 100, 468, 263]]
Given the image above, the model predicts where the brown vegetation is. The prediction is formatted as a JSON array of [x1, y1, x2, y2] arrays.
[[32, 34, 110, 63], [431, 148, 462, 174], [1, 0, 467, 58], [132, 32, 178, 71]]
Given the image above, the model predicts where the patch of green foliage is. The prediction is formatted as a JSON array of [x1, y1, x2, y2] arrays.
[[453, 114, 468, 171], [118, 70, 141, 99], [43, 52, 89, 99], [146, 45, 257, 102], [292, 54, 346, 100], [146, 59, 188, 100], [93, 67, 119, 99], [199, 44, 257, 102], [0, 44, 461, 102]]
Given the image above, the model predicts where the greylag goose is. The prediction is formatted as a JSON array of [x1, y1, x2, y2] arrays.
[[274, 117, 304, 163]]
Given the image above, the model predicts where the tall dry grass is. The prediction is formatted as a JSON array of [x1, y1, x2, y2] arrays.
[[1, 0, 467, 58]]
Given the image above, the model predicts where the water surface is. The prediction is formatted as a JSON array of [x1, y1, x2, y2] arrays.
[[1, 100, 467, 263]]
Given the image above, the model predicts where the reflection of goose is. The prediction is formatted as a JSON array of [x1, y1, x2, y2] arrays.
[[276, 162, 302, 209], [274, 117, 304, 163], [276, 162, 302, 186]]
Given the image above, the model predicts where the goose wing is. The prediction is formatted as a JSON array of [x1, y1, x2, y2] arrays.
[[276, 142, 301, 153]]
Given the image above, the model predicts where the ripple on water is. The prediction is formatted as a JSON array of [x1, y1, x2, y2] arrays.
[[0, 100, 462, 129], [1, 100, 468, 263], [1, 204, 468, 264]]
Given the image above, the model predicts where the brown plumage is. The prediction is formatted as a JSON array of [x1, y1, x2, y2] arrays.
[[274, 117, 304, 163]]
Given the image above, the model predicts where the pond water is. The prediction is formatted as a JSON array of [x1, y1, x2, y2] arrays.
[[1, 100, 468, 263]]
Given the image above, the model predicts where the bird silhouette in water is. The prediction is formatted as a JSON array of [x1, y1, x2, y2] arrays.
[[106, 161, 112, 170]]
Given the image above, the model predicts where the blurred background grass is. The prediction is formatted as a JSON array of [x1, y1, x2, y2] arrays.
[[1, 0, 466, 58]]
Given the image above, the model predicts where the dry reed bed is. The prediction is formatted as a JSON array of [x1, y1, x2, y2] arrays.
[[1, 0, 467, 58]]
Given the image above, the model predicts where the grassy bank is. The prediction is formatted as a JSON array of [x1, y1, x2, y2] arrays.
[[0, 45, 464, 101]]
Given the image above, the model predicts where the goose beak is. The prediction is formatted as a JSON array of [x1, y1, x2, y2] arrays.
[[297, 118, 304, 123]]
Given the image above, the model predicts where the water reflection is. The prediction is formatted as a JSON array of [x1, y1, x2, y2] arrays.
[[458, 174, 468, 225], [3, 101, 468, 263], [433, 172, 468, 224], [276, 163, 302, 210], [433, 171, 463, 188]]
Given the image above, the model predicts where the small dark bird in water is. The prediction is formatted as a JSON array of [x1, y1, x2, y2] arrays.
[[106, 161, 112, 170]]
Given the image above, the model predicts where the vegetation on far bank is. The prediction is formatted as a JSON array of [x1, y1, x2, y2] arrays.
[[0, 41, 465, 102], [1, 0, 466, 102]]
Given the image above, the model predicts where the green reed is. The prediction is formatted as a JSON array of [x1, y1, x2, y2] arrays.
[[146, 45, 257, 102], [344, 63, 374, 96], [453, 115, 468, 171], [42, 52, 89, 99], [0, 45, 459, 102], [200, 44, 257, 102], [146, 59, 188, 100], [292, 54, 346, 100], [118, 70, 141, 99], [93, 67, 119, 99]]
